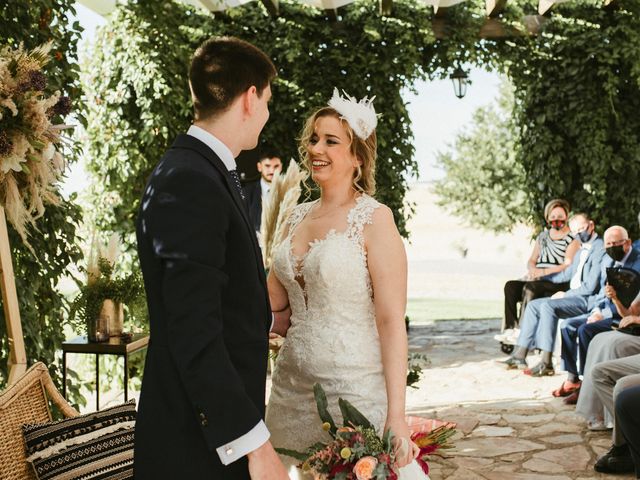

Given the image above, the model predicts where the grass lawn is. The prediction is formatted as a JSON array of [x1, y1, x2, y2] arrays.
[[407, 297, 502, 324]]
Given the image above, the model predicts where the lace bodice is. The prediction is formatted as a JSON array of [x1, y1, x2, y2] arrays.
[[273, 194, 378, 320]]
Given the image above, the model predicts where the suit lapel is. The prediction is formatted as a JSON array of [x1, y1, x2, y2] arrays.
[[172, 135, 269, 294]]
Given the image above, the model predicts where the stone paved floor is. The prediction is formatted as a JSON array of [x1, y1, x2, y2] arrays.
[[406, 319, 635, 480]]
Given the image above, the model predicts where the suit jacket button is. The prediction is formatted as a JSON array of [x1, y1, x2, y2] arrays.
[[199, 413, 208, 427]]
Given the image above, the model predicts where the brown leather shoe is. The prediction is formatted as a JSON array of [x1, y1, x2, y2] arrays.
[[552, 380, 581, 397], [563, 389, 580, 405]]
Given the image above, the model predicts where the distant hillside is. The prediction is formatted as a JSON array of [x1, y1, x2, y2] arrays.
[[404, 183, 534, 300]]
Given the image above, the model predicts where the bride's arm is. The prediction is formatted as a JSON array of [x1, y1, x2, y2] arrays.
[[365, 205, 415, 468], [268, 270, 291, 337]]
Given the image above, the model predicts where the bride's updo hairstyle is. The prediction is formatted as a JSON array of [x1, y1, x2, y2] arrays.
[[298, 107, 377, 196]]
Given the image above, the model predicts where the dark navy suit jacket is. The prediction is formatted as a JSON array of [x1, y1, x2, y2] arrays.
[[134, 135, 270, 479]]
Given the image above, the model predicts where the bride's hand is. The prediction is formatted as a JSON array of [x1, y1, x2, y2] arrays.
[[384, 417, 419, 469]]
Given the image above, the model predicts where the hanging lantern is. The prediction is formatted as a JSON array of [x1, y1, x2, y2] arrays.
[[450, 65, 469, 99]]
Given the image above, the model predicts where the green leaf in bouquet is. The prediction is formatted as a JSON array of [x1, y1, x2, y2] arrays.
[[338, 397, 374, 430], [313, 383, 338, 435], [382, 428, 394, 454], [274, 447, 309, 462]]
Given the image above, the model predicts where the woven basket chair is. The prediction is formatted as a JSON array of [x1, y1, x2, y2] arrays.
[[0, 362, 79, 480]]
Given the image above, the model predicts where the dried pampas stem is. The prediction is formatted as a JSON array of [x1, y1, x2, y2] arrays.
[[261, 161, 307, 268]]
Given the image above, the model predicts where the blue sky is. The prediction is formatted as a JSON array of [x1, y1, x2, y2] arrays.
[[65, 2, 501, 194]]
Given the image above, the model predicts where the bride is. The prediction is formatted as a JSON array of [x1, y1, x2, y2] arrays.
[[265, 90, 428, 479]]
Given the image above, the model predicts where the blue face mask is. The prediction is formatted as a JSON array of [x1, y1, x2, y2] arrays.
[[577, 230, 591, 243]]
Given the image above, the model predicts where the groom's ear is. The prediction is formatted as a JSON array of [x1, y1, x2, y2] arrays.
[[241, 86, 258, 117]]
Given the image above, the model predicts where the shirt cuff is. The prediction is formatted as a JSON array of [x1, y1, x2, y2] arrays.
[[216, 420, 270, 466], [270, 313, 275, 332]]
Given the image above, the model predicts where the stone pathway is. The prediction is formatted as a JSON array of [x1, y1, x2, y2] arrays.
[[406, 319, 635, 480]]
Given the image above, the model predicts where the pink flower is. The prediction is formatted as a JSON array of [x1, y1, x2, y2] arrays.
[[353, 456, 378, 480]]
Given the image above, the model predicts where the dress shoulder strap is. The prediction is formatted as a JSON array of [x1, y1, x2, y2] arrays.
[[346, 194, 381, 246], [286, 201, 316, 234]]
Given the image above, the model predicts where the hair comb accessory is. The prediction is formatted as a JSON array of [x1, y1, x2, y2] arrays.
[[328, 88, 378, 140]]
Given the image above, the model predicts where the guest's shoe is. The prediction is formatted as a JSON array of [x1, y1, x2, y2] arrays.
[[594, 444, 635, 473], [563, 389, 580, 405], [587, 418, 611, 431], [552, 380, 581, 397], [497, 356, 527, 370], [524, 362, 555, 377]]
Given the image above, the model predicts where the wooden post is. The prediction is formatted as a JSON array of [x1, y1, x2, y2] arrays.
[[0, 207, 27, 384]]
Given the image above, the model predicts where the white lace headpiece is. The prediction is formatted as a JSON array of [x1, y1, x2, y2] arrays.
[[327, 88, 378, 140]]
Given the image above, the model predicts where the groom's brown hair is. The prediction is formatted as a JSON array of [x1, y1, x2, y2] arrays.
[[189, 37, 276, 120]]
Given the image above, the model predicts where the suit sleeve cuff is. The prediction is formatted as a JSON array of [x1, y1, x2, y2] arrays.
[[216, 420, 270, 465]]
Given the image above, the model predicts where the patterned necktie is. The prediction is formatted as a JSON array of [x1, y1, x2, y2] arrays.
[[229, 169, 245, 200]]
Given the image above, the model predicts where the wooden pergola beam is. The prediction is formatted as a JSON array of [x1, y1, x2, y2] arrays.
[[379, 0, 393, 15], [433, 14, 546, 39], [259, 0, 279, 16], [325, 8, 338, 21], [538, 0, 569, 15], [485, 0, 507, 17]]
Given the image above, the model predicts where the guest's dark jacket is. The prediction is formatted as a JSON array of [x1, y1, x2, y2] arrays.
[[243, 180, 263, 232], [134, 134, 270, 479]]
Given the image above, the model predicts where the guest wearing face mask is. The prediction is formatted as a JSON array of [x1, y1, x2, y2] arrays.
[[502, 199, 580, 337], [499, 212, 605, 375], [557, 225, 640, 405]]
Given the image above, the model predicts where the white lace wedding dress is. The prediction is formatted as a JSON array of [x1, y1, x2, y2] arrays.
[[265, 194, 429, 479]]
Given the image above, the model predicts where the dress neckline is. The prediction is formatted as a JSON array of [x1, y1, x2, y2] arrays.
[[288, 194, 368, 270]]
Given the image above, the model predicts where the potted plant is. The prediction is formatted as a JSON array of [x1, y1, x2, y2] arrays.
[[70, 235, 144, 342]]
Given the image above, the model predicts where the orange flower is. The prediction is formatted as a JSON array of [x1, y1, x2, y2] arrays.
[[353, 456, 378, 480]]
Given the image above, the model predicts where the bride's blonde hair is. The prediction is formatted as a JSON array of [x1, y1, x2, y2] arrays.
[[298, 107, 377, 196]]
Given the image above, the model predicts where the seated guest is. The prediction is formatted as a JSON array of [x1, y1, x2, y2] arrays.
[[634, 212, 640, 251], [500, 212, 605, 374], [616, 384, 640, 479], [577, 311, 640, 432], [502, 199, 579, 334], [589, 354, 640, 473], [557, 226, 640, 402]]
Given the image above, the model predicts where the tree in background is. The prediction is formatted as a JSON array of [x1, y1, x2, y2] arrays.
[[0, 1, 84, 394], [434, 80, 531, 233]]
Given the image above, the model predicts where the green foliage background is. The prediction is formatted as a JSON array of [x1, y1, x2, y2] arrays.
[[0, 1, 84, 398], [83, 0, 434, 241]]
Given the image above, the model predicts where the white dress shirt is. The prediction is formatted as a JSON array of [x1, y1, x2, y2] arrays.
[[186, 125, 270, 465], [260, 178, 271, 206], [569, 236, 595, 290]]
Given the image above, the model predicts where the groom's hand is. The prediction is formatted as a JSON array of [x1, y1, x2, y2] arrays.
[[247, 441, 289, 479], [271, 307, 291, 337]]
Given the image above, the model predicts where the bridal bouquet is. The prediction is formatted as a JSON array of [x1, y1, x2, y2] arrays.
[[277, 384, 456, 480]]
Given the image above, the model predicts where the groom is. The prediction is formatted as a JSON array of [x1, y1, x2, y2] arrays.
[[134, 37, 289, 479]]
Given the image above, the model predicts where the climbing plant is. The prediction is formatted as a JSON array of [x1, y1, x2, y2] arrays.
[[0, 1, 84, 396], [83, 0, 445, 243], [84, 0, 640, 249]]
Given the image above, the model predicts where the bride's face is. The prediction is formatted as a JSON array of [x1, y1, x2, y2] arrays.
[[307, 115, 359, 186]]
